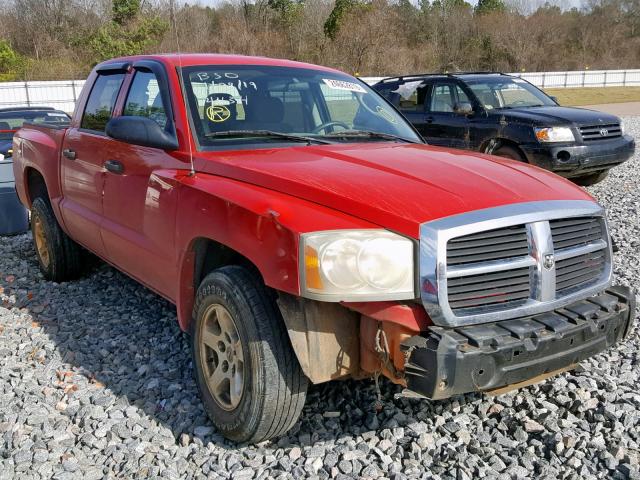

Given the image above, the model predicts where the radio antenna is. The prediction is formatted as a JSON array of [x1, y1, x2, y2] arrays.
[[170, 0, 195, 176]]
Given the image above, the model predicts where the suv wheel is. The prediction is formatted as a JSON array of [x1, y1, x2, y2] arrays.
[[573, 170, 609, 186], [30, 197, 84, 282], [191, 266, 308, 443], [492, 145, 526, 162]]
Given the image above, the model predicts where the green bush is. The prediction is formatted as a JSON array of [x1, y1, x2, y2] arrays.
[[0, 40, 21, 81]]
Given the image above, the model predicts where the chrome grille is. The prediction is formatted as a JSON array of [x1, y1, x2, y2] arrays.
[[420, 200, 613, 327], [556, 249, 606, 295], [550, 216, 603, 250], [448, 266, 531, 313], [447, 225, 528, 266], [579, 123, 622, 141]]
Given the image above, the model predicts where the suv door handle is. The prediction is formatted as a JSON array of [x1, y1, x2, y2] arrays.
[[104, 159, 124, 175], [62, 149, 76, 160], [426, 116, 434, 124]]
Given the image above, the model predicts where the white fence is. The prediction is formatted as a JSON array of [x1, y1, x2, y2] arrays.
[[0, 69, 638, 113], [0, 80, 86, 113], [364, 69, 640, 88]]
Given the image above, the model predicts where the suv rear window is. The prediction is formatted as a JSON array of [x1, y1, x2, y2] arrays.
[[81, 73, 125, 132], [0, 111, 70, 140]]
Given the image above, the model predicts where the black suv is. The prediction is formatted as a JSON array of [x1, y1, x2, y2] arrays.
[[373, 73, 635, 185], [0, 107, 71, 157]]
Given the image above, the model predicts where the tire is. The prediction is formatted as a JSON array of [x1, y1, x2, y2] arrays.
[[191, 266, 308, 443], [573, 170, 609, 186], [30, 197, 84, 282], [492, 145, 527, 162]]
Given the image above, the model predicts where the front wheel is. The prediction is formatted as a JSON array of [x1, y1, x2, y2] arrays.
[[191, 266, 308, 443], [573, 170, 609, 186], [492, 145, 527, 162]]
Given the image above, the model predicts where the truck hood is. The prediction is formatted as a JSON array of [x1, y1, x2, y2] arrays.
[[195, 143, 593, 238], [495, 105, 620, 127]]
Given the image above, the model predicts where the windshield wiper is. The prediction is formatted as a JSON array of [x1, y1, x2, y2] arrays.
[[321, 130, 420, 144], [205, 130, 332, 145]]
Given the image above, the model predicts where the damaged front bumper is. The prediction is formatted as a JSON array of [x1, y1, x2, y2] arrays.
[[401, 286, 636, 400]]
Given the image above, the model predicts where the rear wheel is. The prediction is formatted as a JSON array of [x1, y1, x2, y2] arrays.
[[573, 170, 609, 186], [492, 145, 526, 162], [30, 197, 84, 282], [191, 266, 308, 443]]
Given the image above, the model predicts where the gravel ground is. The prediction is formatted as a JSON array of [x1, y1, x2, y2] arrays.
[[1, 118, 639, 480]]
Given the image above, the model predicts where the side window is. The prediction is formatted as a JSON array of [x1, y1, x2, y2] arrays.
[[123, 70, 168, 129], [429, 84, 455, 113], [396, 82, 427, 112], [81, 73, 125, 132], [455, 85, 470, 104]]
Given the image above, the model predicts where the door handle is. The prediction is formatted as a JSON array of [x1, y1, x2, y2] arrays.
[[62, 149, 76, 160], [104, 159, 124, 175], [426, 116, 434, 124]]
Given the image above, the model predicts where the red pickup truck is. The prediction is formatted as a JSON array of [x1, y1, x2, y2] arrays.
[[13, 54, 635, 443]]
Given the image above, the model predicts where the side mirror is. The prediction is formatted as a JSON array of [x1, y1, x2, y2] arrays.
[[106, 116, 178, 150], [453, 102, 473, 115]]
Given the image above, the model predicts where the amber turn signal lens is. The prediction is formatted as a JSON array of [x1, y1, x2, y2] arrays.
[[304, 245, 323, 290], [535, 129, 550, 142]]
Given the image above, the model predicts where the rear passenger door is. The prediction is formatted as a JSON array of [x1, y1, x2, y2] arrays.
[[394, 81, 429, 136], [423, 82, 472, 149], [60, 67, 127, 257]]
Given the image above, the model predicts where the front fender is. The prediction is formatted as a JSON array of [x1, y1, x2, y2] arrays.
[[173, 173, 377, 330]]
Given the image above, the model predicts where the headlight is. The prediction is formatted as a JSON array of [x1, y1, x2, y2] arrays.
[[534, 127, 575, 143], [301, 230, 415, 301], [620, 119, 625, 135]]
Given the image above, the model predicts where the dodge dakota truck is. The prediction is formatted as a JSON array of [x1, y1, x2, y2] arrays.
[[13, 54, 636, 443]]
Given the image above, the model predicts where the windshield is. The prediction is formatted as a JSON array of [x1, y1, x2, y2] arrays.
[[466, 78, 556, 110], [0, 111, 70, 141], [181, 65, 421, 149]]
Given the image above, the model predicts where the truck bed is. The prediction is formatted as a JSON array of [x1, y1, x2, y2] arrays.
[[13, 122, 68, 209]]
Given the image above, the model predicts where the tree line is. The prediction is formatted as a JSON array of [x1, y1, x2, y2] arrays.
[[0, 0, 638, 81]]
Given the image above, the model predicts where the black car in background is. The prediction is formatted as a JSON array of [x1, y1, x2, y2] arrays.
[[373, 73, 635, 185], [0, 107, 71, 156]]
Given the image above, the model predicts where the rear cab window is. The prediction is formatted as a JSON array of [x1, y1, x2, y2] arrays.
[[81, 73, 125, 133]]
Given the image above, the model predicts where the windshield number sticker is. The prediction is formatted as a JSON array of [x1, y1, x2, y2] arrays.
[[323, 78, 366, 93]]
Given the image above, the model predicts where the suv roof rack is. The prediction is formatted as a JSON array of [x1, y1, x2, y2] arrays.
[[379, 72, 512, 83], [0, 106, 56, 113]]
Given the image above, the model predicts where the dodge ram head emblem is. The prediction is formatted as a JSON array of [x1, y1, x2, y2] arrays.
[[543, 253, 555, 270], [600, 128, 609, 136]]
